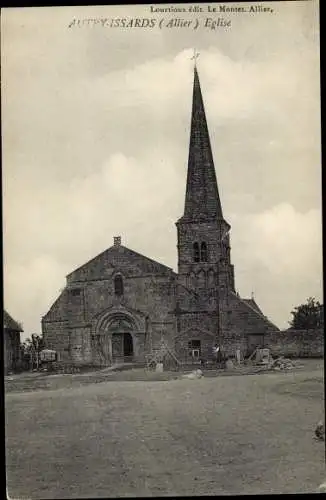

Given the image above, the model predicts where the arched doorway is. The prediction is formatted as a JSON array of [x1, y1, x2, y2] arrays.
[[108, 315, 135, 362]]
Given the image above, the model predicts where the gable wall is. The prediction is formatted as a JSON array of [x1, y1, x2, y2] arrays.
[[41, 320, 70, 362], [42, 251, 177, 365], [217, 292, 277, 356], [175, 329, 215, 363], [66, 246, 172, 283], [174, 311, 218, 362]]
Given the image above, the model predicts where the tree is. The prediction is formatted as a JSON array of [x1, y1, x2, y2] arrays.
[[31, 334, 45, 369], [20, 334, 45, 370], [20, 338, 32, 371], [289, 297, 324, 330]]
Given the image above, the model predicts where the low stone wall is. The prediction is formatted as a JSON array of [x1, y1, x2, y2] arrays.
[[264, 329, 324, 358]]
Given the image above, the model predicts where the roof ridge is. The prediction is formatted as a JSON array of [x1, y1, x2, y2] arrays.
[[3, 310, 23, 331], [242, 298, 265, 318], [230, 292, 279, 330], [243, 298, 264, 314], [177, 282, 199, 299], [122, 245, 175, 273], [67, 244, 176, 278]]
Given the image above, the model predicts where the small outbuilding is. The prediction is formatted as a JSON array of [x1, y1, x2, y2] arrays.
[[4, 310, 23, 374]]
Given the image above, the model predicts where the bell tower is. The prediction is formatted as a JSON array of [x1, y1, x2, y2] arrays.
[[176, 60, 235, 295]]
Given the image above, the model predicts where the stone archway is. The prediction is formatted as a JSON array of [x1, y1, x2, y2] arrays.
[[107, 314, 135, 363], [93, 309, 142, 366]]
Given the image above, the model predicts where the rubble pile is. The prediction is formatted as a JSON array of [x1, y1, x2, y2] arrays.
[[182, 369, 203, 380], [315, 421, 325, 441], [318, 482, 326, 493], [270, 356, 296, 370]]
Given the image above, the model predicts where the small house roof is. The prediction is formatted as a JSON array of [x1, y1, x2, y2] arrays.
[[3, 310, 23, 332]]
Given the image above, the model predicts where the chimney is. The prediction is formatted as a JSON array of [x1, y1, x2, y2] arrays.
[[113, 236, 121, 247]]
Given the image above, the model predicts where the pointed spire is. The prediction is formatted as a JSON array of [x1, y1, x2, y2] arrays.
[[182, 64, 223, 221]]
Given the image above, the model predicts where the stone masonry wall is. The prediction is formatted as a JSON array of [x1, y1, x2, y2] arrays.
[[219, 292, 276, 356], [42, 246, 177, 366], [264, 329, 324, 358], [4, 330, 21, 374], [42, 320, 70, 363]]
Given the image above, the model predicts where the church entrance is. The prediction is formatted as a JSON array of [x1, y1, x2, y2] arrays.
[[108, 314, 135, 363], [123, 332, 133, 357], [111, 332, 134, 361]]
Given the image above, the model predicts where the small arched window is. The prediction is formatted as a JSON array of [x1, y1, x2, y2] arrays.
[[201, 242, 208, 262], [114, 275, 124, 296], [193, 242, 200, 263]]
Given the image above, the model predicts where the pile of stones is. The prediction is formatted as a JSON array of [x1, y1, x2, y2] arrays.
[[182, 369, 204, 380], [315, 421, 325, 441], [270, 356, 296, 370]]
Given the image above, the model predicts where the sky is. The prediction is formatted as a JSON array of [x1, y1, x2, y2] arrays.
[[2, 1, 322, 339]]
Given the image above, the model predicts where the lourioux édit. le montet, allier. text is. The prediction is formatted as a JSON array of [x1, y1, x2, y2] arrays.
[[150, 4, 274, 14]]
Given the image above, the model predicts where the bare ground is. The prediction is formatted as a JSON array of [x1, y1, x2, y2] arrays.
[[5, 360, 325, 497]]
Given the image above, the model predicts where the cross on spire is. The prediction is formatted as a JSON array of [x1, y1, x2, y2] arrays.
[[190, 49, 200, 67]]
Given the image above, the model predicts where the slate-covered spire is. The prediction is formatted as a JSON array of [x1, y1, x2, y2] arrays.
[[182, 64, 223, 221]]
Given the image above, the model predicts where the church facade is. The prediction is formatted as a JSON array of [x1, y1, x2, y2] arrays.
[[42, 64, 278, 366]]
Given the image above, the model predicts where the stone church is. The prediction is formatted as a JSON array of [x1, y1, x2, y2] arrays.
[[42, 63, 278, 366]]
